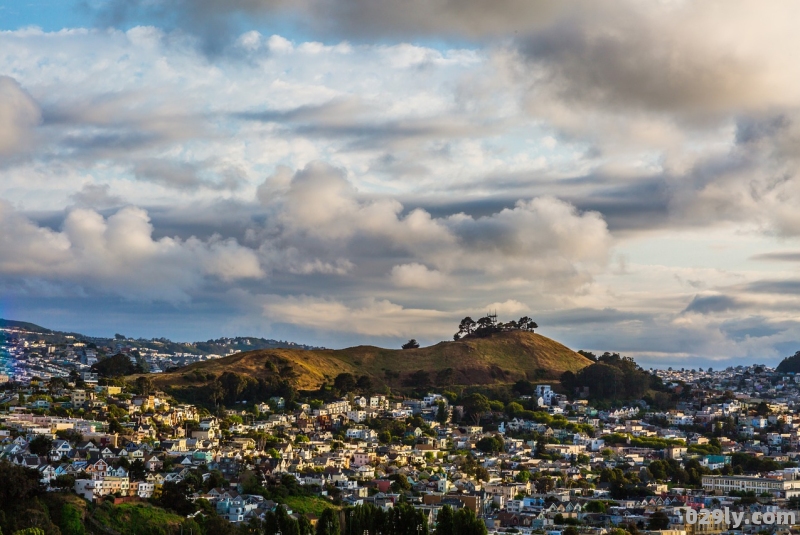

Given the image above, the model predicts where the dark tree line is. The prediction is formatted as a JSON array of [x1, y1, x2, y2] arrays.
[[776, 350, 800, 373], [181, 370, 297, 408], [91, 353, 145, 377], [454, 315, 537, 340], [332, 373, 372, 395], [345, 503, 429, 535], [560, 352, 665, 401]]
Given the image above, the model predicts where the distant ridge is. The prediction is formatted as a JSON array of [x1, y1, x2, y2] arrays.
[[0, 319, 52, 333], [0, 318, 323, 354]]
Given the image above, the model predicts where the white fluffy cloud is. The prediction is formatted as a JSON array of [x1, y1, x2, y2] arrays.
[[258, 161, 611, 292], [391, 263, 446, 289], [0, 202, 263, 301]]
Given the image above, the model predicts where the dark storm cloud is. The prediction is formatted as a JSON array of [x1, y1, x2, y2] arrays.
[[682, 294, 743, 315], [516, 17, 759, 119]]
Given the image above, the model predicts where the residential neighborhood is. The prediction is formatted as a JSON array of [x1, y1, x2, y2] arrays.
[[6, 338, 800, 535]]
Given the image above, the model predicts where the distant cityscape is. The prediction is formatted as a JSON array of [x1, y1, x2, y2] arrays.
[[0, 320, 325, 385]]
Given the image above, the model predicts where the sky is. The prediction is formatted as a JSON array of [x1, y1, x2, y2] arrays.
[[1, 0, 800, 368]]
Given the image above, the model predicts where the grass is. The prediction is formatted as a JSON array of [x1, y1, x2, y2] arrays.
[[280, 495, 335, 516], [91, 502, 186, 535], [145, 330, 592, 392]]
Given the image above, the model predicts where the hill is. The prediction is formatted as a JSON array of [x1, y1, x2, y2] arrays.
[[0, 318, 52, 333], [146, 330, 593, 396], [777, 351, 800, 373]]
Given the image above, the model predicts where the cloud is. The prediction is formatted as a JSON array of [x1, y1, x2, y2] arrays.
[[70, 183, 125, 209], [390, 263, 446, 289], [261, 295, 450, 338], [745, 280, 800, 295], [264, 161, 611, 291], [751, 251, 800, 262], [682, 294, 743, 315], [132, 159, 247, 191], [720, 316, 794, 342], [6, 17, 800, 364], [0, 202, 263, 301], [0, 76, 41, 157], [95, 0, 574, 52]]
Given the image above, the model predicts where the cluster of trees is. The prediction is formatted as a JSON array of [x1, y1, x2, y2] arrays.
[[475, 435, 504, 453], [182, 370, 297, 408], [453, 315, 537, 340], [776, 350, 800, 373], [560, 352, 664, 401], [644, 458, 710, 488], [0, 461, 85, 534], [91, 353, 145, 377], [332, 373, 372, 395], [345, 501, 485, 535], [152, 470, 339, 535], [344, 503, 428, 535], [434, 505, 487, 535]]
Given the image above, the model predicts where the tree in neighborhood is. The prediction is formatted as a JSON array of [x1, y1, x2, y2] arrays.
[[436, 401, 449, 424], [333, 373, 357, 394], [648, 511, 671, 530], [27, 435, 52, 456], [402, 339, 420, 349], [475, 435, 504, 454], [435, 505, 455, 535], [316, 508, 340, 535], [135, 376, 154, 396], [157, 481, 196, 515], [452, 507, 487, 535], [462, 393, 490, 424]]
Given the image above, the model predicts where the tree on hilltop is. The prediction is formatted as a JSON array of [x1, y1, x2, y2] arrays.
[[454, 314, 538, 340]]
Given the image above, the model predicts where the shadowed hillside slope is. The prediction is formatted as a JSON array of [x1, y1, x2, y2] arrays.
[[147, 330, 592, 392]]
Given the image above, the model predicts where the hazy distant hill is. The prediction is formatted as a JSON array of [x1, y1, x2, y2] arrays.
[[0, 318, 53, 333], [148, 330, 593, 392]]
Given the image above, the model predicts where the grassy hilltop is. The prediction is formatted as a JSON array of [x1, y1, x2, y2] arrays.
[[147, 330, 593, 393]]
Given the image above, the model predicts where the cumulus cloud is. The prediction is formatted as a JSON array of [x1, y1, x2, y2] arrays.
[[0, 76, 41, 157], [390, 263, 446, 289], [0, 202, 263, 301], [261, 161, 611, 292]]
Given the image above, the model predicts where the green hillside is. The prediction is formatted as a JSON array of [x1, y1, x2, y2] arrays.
[[148, 330, 592, 393]]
